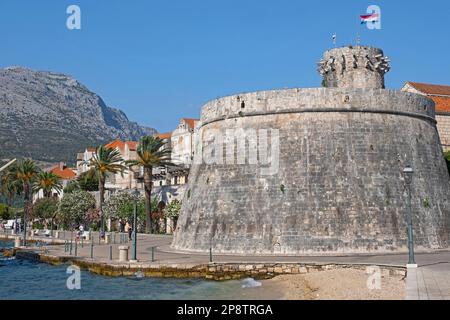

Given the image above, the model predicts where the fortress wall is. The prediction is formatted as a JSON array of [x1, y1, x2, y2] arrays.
[[200, 89, 435, 126], [172, 89, 450, 254]]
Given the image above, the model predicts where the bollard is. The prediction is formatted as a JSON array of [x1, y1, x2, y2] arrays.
[[119, 246, 129, 262], [90, 242, 94, 259], [209, 247, 213, 263], [81, 237, 84, 248], [64, 240, 68, 252], [69, 240, 73, 255], [14, 236, 21, 248], [113, 233, 116, 244], [105, 233, 111, 244], [109, 245, 112, 260], [151, 246, 156, 262], [75, 241, 78, 257]]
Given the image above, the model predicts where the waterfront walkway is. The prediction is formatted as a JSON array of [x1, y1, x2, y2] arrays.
[[2, 231, 450, 299]]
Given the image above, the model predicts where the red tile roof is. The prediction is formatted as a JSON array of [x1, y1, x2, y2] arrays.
[[105, 139, 125, 150], [125, 141, 138, 151], [50, 166, 76, 180], [156, 132, 172, 140], [182, 118, 199, 129], [104, 140, 138, 151], [430, 96, 450, 113], [406, 82, 450, 113], [406, 82, 450, 96]]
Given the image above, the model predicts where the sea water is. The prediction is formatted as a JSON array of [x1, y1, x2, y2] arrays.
[[0, 241, 281, 300]]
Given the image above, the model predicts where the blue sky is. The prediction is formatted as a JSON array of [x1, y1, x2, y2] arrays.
[[1, 0, 449, 133]]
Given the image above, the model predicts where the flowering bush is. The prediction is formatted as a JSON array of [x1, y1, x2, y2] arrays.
[[163, 199, 182, 219], [58, 190, 96, 230]]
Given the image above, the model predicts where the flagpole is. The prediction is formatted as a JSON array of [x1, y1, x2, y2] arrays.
[[356, 14, 361, 46]]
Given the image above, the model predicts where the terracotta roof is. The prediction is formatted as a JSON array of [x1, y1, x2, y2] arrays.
[[105, 139, 125, 150], [126, 141, 138, 151], [156, 132, 172, 140], [430, 96, 450, 113], [86, 147, 96, 152], [50, 166, 76, 180], [405, 82, 450, 113], [182, 118, 199, 129], [406, 82, 450, 96], [104, 139, 138, 151]]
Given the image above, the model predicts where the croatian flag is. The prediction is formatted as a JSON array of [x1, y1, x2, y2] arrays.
[[360, 13, 379, 24]]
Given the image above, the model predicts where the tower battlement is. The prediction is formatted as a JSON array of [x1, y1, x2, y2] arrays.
[[318, 46, 390, 89]]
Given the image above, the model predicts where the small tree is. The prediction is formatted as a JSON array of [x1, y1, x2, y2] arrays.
[[163, 199, 182, 232], [85, 208, 101, 231], [31, 197, 59, 229], [103, 191, 147, 232], [58, 190, 96, 230]]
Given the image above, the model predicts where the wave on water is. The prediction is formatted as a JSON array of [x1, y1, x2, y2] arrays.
[[241, 278, 262, 288], [0, 257, 16, 261], [127, 271, 145, 281]]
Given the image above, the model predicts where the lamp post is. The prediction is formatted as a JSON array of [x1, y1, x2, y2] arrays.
[[131, 187, 140, 262], [403, 165, 417, 268], [131, 169, 144, 262]]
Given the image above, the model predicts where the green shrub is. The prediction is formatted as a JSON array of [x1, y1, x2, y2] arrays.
[[63, 180, 80, 194], [32, 198, 59, 222], [445, 151, 450, 176], [0, 204, 12, 220]]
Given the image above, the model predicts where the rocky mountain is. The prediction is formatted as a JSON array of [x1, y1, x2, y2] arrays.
[[0, 67, 157, 165]]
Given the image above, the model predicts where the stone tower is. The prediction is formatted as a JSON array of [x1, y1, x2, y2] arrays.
[[318, 46, 390, 89], [172, 46, 450, 255]]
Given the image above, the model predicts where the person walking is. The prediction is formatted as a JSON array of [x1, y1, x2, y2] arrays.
[[119, 219, 125, 233], [125, 222, 132, 241]]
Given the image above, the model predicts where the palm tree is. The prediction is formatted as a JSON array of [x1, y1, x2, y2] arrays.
[[126, 136, 172, 233], [33, 172, 63, 198], [88, 145, 126, 233], [0, 164, 21, 207], [0, 164, 22, 231], [16, 159, 39, 245]]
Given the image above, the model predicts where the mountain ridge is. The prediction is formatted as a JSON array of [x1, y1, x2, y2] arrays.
[[0, 66, 157, 165]]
